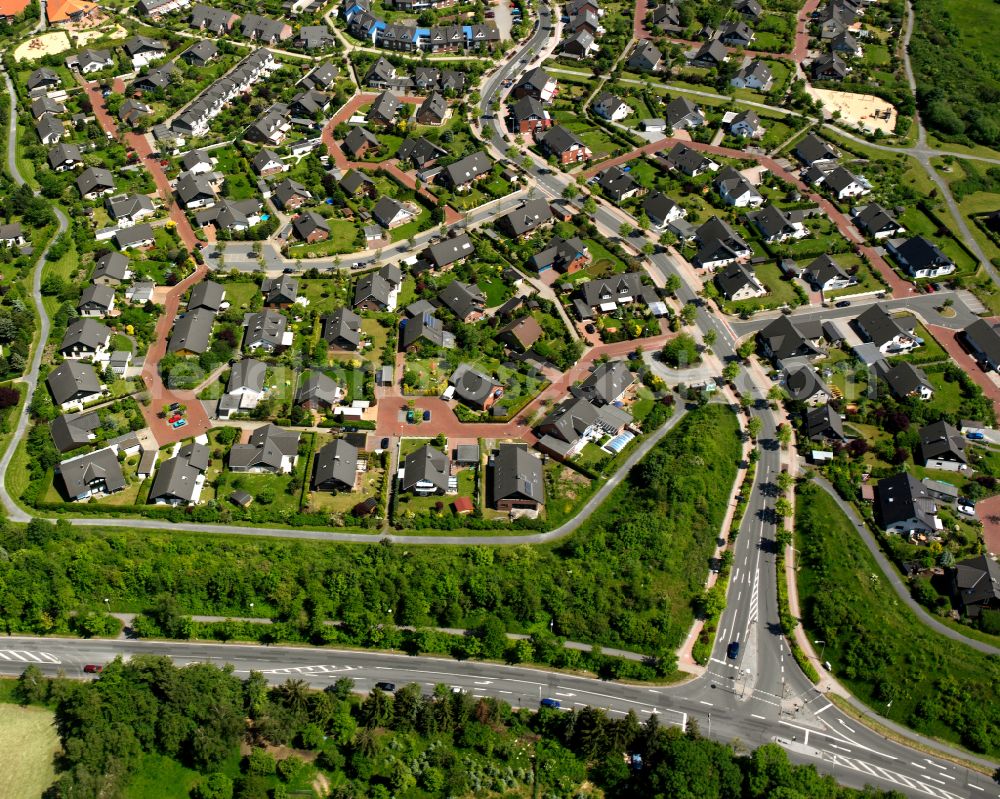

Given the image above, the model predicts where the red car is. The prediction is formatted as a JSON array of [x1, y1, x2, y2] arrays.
[[168, 414, 182, 424], [83, 664, 103, 674]]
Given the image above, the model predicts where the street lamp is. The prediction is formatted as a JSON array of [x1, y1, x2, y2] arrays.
[[814, 639, 826, 662]]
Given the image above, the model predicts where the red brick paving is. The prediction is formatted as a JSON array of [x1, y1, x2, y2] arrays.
[[926, 324, 1000, 419], [793, 0, 822, 63], [79, 76, 216, 446], [584, 136, 911, 297], [973, 494, 1000, 556]]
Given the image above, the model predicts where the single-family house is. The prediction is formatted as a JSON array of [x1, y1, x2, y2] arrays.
[[313, 439, 359, 491], [229, 424, 300, 473], [875, 472, 941, 540], [400, 444, 450, 495], [322, 307, 363, 350], [491, 443, 544, 511], [47, 360, 103, 409]]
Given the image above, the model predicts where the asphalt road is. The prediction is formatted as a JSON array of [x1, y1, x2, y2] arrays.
[[1, 635, 994, 798]]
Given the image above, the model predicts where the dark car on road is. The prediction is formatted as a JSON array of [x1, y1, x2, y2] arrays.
[[540, 698, 561, 709], [83, 664, 103, 674], [835, 300, 851, 308], [374, 682, 396, 692], [727, 641, 740, 659]]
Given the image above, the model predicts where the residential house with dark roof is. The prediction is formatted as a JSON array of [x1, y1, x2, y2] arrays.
[[529, 235, 589, 274], [59, 318, 111, 360], [539, 125, 592, 164], [580, 272, 644, 312], [272, 178, 312, 210], [354, 264, 402, 311], [168, 308, 216, 355], [441, 151, 492, 191], [339, 169, 377, 198], [642, 192, 686, 228], [665, 97, 705, 130], [313, 439, 359, 491], [804, 403, 844, 441], [50, 411, 100, 453], [730, 59, 773, 90], [574, 360, 634, 406], [401, 444, 450, 495], [149, 443, 210, 505], [290, 89, 330, 118], [719, 19, 754, 45], [240, 13, 293, 43], [512, 67, 558, 102], [188, 280, 226, 312], [803, 254, 855, 292], [242, 309, 289, 352], [878, 361, 934, 401], [450, 363, 503, 410], [78, 284, 115, 317], [251, 148, 285, 177], [535, 396, 631, 458], [292, 211, 330, 243], [296, 24, 335, 49], [221, 358, 267, 417], [115, 224, 155, 250], [597, 165, 641, 202], [758, 315, 825, 366], [794, 133, 840, 166], [342, 126, 379, 158], [592, 92, 632, 122], [229, 424, 300, 473], [92, 251, 131, 286], [424, 233, 474, 270], [784, 364, 830, 405], [821, 166, 871, 200], [491, 444, 544, 511], [919, 420, 967, 472], [691, 38, 728, 68], [190, 3, 239, 34], [887, 236, 956, 279], [747, 205, 807, 243], [852, 202, 905, 240], [322, 307, 363, 350], [715, 262, 766, 301], [261, 274, 298, 308], [729, 109, 765, 139], [176, 171, 217, 209], [48, 143, 83, 172], [57, 446, 125, 501], [964, 319, 1000, 372], [952, 556, 1000, 619], [812, 52, 849, 81], [397, 136, 447, 168], [372, 197, 414, 229], [438, 280, 486, 322], [296, 371, 344, 410], [875, 472, 941, 540], [509, 95, 552, 134], [367, 91, 401, 125], [76, 166, 115, 200], [400, 312, 455, 350], [47, 360, 103, 409], [855, 304, 918, 354], [497, 198, 553, 238], [106, 193, 155, 225], [181, 39, 218, 67], [693, 216, 752, 269], [415, 92, 447, 125], [667, 143, 713, 177], [627, 39, 662, 72]]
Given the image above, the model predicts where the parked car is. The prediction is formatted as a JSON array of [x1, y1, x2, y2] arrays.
[[966, 431, 985, 440], [422, 410, 431, 421], [957, 498, 976, 516], [381, 437, 390, 449], [540, 697, 561, 709], [835, 300, 851, 308]]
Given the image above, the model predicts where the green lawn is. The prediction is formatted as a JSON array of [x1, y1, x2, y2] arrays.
[[215, 471, 301, 513], [389, 206, 432, 243], [795, 481, 1000, 757], [477, 276, 508, 307], [0, 704, 59, 799], [889, 322, 948, 365], [286, 219, 361, 257]]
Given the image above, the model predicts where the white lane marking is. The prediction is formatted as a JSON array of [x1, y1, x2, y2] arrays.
[[737, 591, 742, 602], [732, 568, 740, 582], [970, 784, 984, 791], [751, 713, 765, 720], [554, 692, 575, 697], [829, 744, 851, 753], [837, 719, 856, 733], [926, 760, 949, 771], [910, 762, 927, 770], [699, 701, 713, 706], [648, 689, 660, 694], [39, 652, 60, 664], [473, 680, 492, 685], [7, 652, 27, 661], [499, 690, 511, 695], [0, 652, 11, 660], [922, 775, 946, 786]]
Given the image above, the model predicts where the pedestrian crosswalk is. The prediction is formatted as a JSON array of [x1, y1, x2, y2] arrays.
[[262, 664, 358, 675], [0, 650, 60, 664], [826, 753, 962, 799]]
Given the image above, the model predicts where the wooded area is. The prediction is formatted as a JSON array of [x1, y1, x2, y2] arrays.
[[12, 657, 911, 799]]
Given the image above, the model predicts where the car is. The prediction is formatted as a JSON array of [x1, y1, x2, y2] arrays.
[[380, 437, 390, 449], [486, 9, 494, 16], [540, 697, 561, 709], [172, 419, 187, 429], [374, 681, 396, 692], [168, 414, 181, 424], [422, 410, 431, 421], [584, 323, 596, 334], [83, 664, 103, 674], [835, 300, 851, 308], [169, 402, 180, 411], [966, 431, 985, 440], [727, 641, 740, 659], [282, 267, 295, 274], [957, 501, 976, 517]]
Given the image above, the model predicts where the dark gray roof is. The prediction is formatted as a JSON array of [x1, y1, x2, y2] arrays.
[[693, 38, 728, 64], [803, 254, 848, 288], [450, 363, 501, 406], [48, 143, 82, 169], [182, 39, 218, 64], [879, 361, 933, 399], [665, 97, 702, 128], [443, 151, 492, 187], [954, 555, 1000, 612], [94, 251, 130, 283], [354, 271, 394, 308], [58, 447, 125, 498], [251, 148, 283, 173], [176, 171, 216, 205], [27, 67, 60, 90], [642, 192, 681, 225], [168, 308, 216, 354], [598, 165, 638, 201], [149, 443, 209, 503], [50, 411, 100, 452], [322, 307, 362, 349], [510, 94, 547, 123], [229, 424, 300, 471], [538, 396, 601, 443], [372, 196, 412, 228], [124, 34, 166, 57], [715, 262, 760, 299], [891, 236, 953, 274], [397, 136, 447, 168], [919, 420, 967, 465], [188, 280, 226, 311], [296, 371, 342, 407], [340, 169, 375, 195], [794, 133, 840, 165], [242, 309, 287, 349], [759, 315, 823, 362], [668, 142, 711, 175], [115, 223, 155, 248], [492, 443, 544, 505], [368, 90, 401, 122], [401, 444, 450, 494], [785, 365, 829, 402], [106, 193, 154, 220], [806, 404, 845, 440], [47, 360, 101, 405], [855, 304, 911, 348], [60, 317, 110, 353], [313, 439, 358, 490], [499, 198, 553, 236], [853, 202, 902, 236], [582, 273, 644, 307], [540, 124, 585, 155], [426, 233, 474, 268], [343, 126, 379, 156], [77, 166, 114, 196], [227, 358, 266, 393], [575, 360, 634, 405], [965, 319, 1000, 366], [417, 91, 448, 122], [272, 178, 312, 209], [437, 280, 485, 319], [293, 210, 330, 240], [261, 274, 299, 306], [876, 472, 938, 531], [79, 283, 115, 312], [401, 312, 454, 349]]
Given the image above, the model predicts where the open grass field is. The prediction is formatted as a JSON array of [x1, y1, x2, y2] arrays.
[[795, 481, 1000, 757], [0, 704, 59, 799]]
